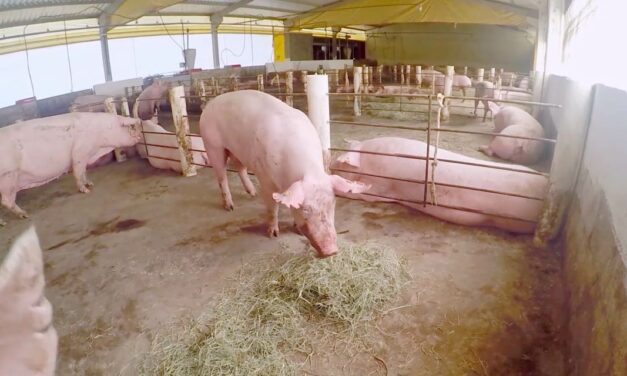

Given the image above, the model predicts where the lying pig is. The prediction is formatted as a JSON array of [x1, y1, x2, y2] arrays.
[[199, 90, 368, 257], [332, 137, 548, 234], [479, 103, 546, 165], [0, 226, 57, 375], [137, 120, 209, 172], [135, 80, 169, 121], [0, 112, 140, 222]]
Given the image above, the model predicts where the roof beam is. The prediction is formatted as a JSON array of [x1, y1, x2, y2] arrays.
[[0, 0, 110, 12], [180, 0, 304, 13], [101, 0, 185, 27], [2, 13, 101, 29]]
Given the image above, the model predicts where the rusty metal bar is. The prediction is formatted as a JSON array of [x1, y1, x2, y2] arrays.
[[329, 147, 548, 177], [330, 167, 544, 201], [330, 120, 556, 143], [359, 192, 537, 223]]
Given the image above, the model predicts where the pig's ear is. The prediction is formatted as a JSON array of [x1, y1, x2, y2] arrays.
[[488, 101, 500, 115], [330, 175, 370, 194], [0, 226, 45, 307], [273, 180, 305, 208]]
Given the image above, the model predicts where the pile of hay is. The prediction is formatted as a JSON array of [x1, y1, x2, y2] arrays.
[[141, 243, 409, 376]]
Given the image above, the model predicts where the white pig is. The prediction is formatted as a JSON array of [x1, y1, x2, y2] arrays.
[[479, 103, 546, 165], [199, 90, 368, 257], [0, 112, 141, 222], [332, 137, 548, 234], [137, 120, 209, 172], [0, 226, 57, 376], [135, 80, 169, 121]]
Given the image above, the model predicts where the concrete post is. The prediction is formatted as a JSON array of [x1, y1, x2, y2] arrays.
[[169, 86, 197, 177], [377, 65, 383, 84], [415, 66, 422, 87], [104, 97, 127, 162], [477, 68, 484, 82], [405, 65, 411, 85], [286, 71, 293, 107], [257, 74, 264, 91], [393, 65, 398, 83], [463, 66, 468, 76], [353, 66, 362, 116], [363, 66, 370, 93], [306, 75, 331, 170], [489, 67, 496, 83], [442, 66, 454, 120], [120, 97, 131, 117]]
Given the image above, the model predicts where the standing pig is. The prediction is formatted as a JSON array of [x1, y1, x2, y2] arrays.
[[479, 103, 546, 165], [199, 90, 368, 257], [472, 81, 496, 121], [332, 137, 548, 233], [0, 226, 57, 376], [0, 112, 140, 222], [135, 80, 169, 121], [137, 120, 209, 172]]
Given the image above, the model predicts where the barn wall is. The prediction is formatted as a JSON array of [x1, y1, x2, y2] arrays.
[[365, 23, 534, 72], [545, 79, 627, 375]]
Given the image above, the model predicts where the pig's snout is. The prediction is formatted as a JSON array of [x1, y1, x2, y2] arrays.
[[316, 246, 338, 258]]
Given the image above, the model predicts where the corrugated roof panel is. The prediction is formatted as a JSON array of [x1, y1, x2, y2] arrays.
[[0, 3, 108, 28], [159, 3, 232, 15]]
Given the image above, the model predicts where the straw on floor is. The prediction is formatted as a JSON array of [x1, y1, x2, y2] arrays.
[[140, 242, 410, 376]]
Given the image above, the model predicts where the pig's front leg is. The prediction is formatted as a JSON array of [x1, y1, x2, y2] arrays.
[[71, 159, 92, 193], [207, 147, 234, 210], [260, 188, 279, 237], [478, 145, 494, 157]]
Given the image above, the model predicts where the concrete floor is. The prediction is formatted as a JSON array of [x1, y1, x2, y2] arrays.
[[0, 108, 564, 375]]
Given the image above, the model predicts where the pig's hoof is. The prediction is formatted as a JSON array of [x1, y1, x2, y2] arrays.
[[224, 202, 234, 211], [0, 219, 6, 226], [247, 188, 257, 197], [79, 186, 91, 194], [268, 226, 279, 238], [293, 223, 302, 235], [85, 180, 95, 188]]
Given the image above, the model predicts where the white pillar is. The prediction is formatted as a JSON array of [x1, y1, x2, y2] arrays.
[[210, 15, 222, 69], [477, 68, 484, 82], [306, 75, 331, 170], [257, 74, 264, 91], [169, 86, 197, 177], [353, 66, 362, 116], [442, 66, 454, 120], [415, 66, 422, 87], [405, 65, 411, 85], [377, 65, 383, 84], [393, 65, 398, 83], [489, 67, 496, 83], [363, 66, 370, 93], [463, 66, 468, 76]]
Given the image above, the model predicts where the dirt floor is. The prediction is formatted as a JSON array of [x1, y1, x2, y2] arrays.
[[0, 101, 564, 375]]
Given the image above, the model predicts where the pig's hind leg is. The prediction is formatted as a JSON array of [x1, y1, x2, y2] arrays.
[[208, 148, 235, 211], [229, 155, 256, 197], [71, 158, 92, 193], [0, 175, 28, 219]]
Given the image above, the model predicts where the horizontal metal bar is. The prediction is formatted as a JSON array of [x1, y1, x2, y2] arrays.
[[329, 147, 548, 177], [358, 192, 537, 223], [330, 167, 544, 201], [446, 95, 560, 108], [135, 97, 164, 102], [330, 120, 556, 143]]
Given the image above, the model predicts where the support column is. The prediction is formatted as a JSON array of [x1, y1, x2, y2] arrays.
[[99, 26, 112, 82], [306, 75, 331, 170], [210, 15, 223, 69], [442, 66, 454, 121]]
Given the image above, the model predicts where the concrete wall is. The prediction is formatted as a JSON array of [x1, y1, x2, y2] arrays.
[[365, 23, 534, 72], [545, 79, 627, 375]]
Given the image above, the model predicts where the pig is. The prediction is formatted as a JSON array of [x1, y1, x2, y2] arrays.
[[479, 103, 546, 165], [472, 81, 496, 121], [500, 72, 517, 87], [0, 112, 141, 222], [331, 137, 548, 234], [421, 69, 445, 86], [199, 90, 368, 257], [0, 226, 57, 376], [135, 80, 169, 121], [453, 74, 472, 97], [137, 120, 209, 172]]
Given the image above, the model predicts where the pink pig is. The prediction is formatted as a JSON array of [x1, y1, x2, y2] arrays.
[[0, 226, 57, 376], [0, 112, 141, 223], [479, 103, 546, 165], [332, 137, 548, 234], [199, 90, 368, 257], [135, 80, 169, 121]]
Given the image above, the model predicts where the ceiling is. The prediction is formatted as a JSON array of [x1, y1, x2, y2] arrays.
[[0, 0, 544, 30]]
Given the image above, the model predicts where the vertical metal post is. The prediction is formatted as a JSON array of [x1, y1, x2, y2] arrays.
[[99, 25, 112, 82], [424, 95, 432, 207]]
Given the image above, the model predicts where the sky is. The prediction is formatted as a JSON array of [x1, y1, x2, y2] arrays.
[[0, 33, 274, 108]]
